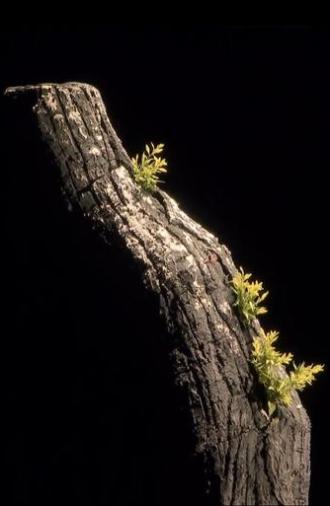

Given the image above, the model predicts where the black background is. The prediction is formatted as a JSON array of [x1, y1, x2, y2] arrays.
[[1, 26, 329, 505]]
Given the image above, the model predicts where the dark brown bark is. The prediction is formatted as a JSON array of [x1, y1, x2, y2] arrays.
[[5, 82, 311, 505]]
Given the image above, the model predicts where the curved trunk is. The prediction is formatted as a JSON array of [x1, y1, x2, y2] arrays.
[[5, 82, 311, 505]]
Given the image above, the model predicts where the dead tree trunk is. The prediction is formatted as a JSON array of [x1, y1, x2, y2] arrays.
[[5, 83, 311, 505]]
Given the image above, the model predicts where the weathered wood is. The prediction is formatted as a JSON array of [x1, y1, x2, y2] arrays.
[[6, 82, 311, 505]]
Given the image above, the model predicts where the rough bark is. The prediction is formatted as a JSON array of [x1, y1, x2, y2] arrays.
[[5, 82, 311, 505]]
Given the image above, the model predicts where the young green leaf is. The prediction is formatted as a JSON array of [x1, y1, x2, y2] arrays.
[[131, 143, 168, 192], [231, 267, 268, 323], [251, 329, 324, 415]]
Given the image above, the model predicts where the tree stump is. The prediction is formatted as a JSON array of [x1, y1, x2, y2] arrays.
[[5, 83, 311, 505]]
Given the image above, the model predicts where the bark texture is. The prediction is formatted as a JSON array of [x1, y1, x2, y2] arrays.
[[6, 82, 311, 505]]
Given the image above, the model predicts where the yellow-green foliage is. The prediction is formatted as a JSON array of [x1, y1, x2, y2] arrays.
[[230, 268, 324, 415], [231, 267, 268, 323], [252, 330, 324, 415], [131, 143, 168, 192]]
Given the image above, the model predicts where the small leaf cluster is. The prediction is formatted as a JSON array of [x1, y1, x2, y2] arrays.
[[231, 267, 268, 323], [251, 330, 324, 415], [131, 143, 167, 192], [231, 267, 324, 415]]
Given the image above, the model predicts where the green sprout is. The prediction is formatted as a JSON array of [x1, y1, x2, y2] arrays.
[[251, 330, 324, 415], [231, 268, 324, 415], [131, 142, 168, 192], [231, 267, 268, 324]]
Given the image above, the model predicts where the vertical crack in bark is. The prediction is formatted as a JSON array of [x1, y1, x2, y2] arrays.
[[54, 87, 103, 206], [36, 100, 78, 198]]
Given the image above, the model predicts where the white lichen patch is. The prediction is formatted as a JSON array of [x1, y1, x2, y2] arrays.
[[200, 297, 213, 309], [68, 109, 82, 123], [88, 146, 101, 156], [125, 202, 142, 216], [53, 113, 64, 122], [215, 322, 225, 333], [113, 165, 129, 180], [66, 109, 88, 139], [166, 194, 179, 210], [193, 300, 202, 310], [156, 227, 187, 255], [112, 166, 137, 197], [185, 254, 195, 269], [192, 279, 202, 290], [220, 301, 232, 316], [105, 183, 122, 208], [116, 221, 128, 234], [142, 194, 154, 206], [44, 92, 58, 112]]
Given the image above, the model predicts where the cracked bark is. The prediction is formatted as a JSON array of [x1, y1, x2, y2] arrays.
[[5, 82, 311, 506]]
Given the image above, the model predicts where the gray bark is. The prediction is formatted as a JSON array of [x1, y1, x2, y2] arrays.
[[5, 82, 311, 505]]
